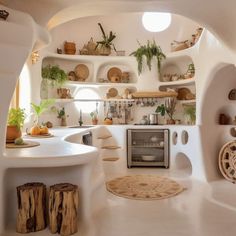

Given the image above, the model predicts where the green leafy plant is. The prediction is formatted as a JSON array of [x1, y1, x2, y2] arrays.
[[42, 65, 67, 87], [156, 98, 177, 120], [90, 111, 98, 120], [155, 104, 166, 116], [130, 40, 166, 75], [7, 108, 26, 130], [57, 107, 66, 119], [184, 105, 196, 124], [31, 99, 55, 124], [96, 23, 116, 51]]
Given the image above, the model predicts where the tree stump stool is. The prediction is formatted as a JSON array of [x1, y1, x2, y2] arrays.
[[16, 182, 46, 233], [49, 183, 79, 236]]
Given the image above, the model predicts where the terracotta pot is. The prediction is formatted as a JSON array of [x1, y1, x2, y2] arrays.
[[64, 41, 76, 55], [167, 119, 176, 125], [92, 119, 98, 125], [6, 125, 22, 143]]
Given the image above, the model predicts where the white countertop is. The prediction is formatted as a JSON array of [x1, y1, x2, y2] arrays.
[[2, 127, 98, 168]]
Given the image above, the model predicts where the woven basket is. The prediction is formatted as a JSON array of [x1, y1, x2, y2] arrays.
[[64, 41, 76, 55]]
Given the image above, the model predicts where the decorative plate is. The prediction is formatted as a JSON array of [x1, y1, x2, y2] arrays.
[[25, 133, 54, 138], [107, 88, 118, 98], [74, 64, 89, 81], [219, 140, 236, 183], [107, 67, 122, 82], [6, 141, 40, 148]]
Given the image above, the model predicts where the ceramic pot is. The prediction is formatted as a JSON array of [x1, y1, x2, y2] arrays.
[[6, 125, 22, 143], [99, 46, 111, 56]]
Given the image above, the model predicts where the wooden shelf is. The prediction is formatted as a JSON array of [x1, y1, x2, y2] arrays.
[[101, 145, 121, 150], [178, 99, 196, 105], [53, 98, 135, 103], [102, 157, 120, 161], [131, 91, 178, 98]]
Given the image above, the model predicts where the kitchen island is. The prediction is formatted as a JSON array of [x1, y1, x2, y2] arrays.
[[1, 127, 106, 235]]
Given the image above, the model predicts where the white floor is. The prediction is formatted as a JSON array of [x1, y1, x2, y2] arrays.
[[83, 165, 236, 236]]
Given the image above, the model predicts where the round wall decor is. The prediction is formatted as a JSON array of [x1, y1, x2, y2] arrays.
[[219, 140, 236, 183]]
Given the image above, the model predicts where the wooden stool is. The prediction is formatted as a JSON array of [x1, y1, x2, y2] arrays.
[[16, 182, 46, 233], [49, 183, 79, 236]]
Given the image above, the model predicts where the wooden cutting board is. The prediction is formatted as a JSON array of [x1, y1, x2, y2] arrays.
[[6, 141, 40, 148]]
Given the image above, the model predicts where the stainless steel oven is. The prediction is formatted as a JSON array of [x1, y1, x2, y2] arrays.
[[127, 129, 169, 168]]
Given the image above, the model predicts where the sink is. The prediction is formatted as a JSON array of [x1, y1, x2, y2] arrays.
[[68, 125, 93, 128]]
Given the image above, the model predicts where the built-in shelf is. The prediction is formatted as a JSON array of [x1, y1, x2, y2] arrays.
[[101, 145, 121, 150], [178, 99, 196, 105], [67, 81, 137, 87], [102, 157, 120, 161], [53, 98, 135, 103], [97, 135, 112, 139], [159, 77, 195, 87], [131, 91, 177, 98]]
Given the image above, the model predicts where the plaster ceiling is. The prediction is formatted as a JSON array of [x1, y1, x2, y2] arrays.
[[2, 0, 236, 53]]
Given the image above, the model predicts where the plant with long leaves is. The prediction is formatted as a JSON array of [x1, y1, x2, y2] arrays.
[[31, 99, 55, 125], [130, 40, 166, 75], [96, 23, 116, 51]]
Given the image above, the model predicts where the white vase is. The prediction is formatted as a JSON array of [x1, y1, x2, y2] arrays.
[[136, 58, 159, 91]]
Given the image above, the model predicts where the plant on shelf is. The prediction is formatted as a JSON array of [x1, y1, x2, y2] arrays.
[[183, 105, 196, 125], [30, 99, 55, 135], [6, 107, 26, 142], [42, 65, 67, 88], [57, 107, 68, 126], [130, 40, 166, 75], [90, 111, 98, 125], [155, 98, 177, 124], [96, 23, 116, 55]]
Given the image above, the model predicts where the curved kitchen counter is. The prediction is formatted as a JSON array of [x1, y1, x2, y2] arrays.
[[0, 126, 106, 235], [2, 127, 98, 168]]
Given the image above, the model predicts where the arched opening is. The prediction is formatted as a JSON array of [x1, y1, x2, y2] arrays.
[[175, 152, 192, 176]]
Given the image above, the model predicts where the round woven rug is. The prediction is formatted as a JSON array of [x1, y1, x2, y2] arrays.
[[106, 175, 185, 200]]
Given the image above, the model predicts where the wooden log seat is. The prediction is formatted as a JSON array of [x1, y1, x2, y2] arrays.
[[49, 183, 79, 236], [16, 182, 46, 233]]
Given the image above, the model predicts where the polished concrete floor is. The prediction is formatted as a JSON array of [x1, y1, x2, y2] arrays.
[[87, 165, 236, 236]]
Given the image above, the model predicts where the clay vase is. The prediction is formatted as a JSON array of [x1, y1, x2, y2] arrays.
[[6, 125, 22, 143], [92, 119, 98, 125]]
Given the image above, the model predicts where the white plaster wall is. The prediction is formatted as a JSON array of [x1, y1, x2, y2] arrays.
[[48, 13, 199, 55]]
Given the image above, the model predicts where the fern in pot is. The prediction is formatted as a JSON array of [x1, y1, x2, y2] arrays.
[[41, 65, 67, 98], [130, 40, 166, 76]]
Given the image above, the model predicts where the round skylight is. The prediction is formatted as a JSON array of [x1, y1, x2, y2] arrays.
[[142, 12, 171, 32]]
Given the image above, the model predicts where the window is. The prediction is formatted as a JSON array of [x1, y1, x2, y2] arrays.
[[142, 12, 171, 32]]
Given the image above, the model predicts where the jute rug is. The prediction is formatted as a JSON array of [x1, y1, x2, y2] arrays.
[[106, 175, 186, 200]]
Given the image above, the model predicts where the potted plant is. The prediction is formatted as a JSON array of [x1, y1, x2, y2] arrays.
[[57, 107, 68, 126], [30, 99, 55, 135], [41, 65, 67, 98], [96, 23, 116, 56], [155, 98, 177, 124], [184, 105, 196, 125], [6, 108, 26, 142], [130, 40, 166, 76], [90, 111, 98, 125]]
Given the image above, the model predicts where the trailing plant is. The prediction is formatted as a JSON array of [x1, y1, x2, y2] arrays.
[[42, 64, 67, 87], [7, 108, 26, 130], [96, 23, 116, 51], [130, 40, 166, 75], [31, 99, 55, 125]]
